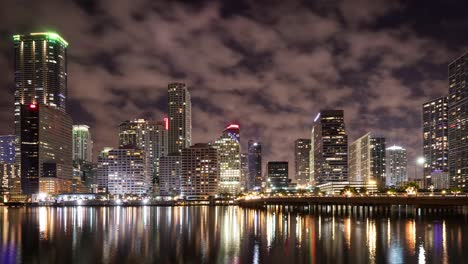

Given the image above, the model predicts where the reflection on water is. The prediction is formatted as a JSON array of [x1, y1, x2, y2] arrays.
[[1, 206, 468, 263]]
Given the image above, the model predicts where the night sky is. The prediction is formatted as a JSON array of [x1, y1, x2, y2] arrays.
[[1, 0, 468, 177]]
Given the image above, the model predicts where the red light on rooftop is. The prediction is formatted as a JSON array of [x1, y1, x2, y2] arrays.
[[29, 104, 37, 109], [225, 124, 239, 130], [163, 117, 169, 130]]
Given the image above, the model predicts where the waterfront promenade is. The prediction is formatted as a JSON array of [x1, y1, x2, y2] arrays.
[[237, 195, 468, 208]]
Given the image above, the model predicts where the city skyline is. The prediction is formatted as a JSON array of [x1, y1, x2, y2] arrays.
[[1, 1, 468, 179]]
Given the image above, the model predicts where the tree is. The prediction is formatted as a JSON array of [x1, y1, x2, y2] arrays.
[[358, 187, 367, 194], [449, 187, 462, 195], [341, 186, 357, 196], [405, 182, 419, 195]]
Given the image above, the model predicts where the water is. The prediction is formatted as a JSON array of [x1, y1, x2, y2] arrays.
[[1, 205, 467, 263]]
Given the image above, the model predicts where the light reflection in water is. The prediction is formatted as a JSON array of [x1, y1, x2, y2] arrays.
[[0, 206, 467, 263]]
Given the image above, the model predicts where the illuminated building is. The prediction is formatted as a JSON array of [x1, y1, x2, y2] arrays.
[[448, 53, 468, 190], [240, 153, 249, 190], [213, 124, 241, 195], [348, 133, 386, 188], [385, 145, 407, 187], [168, 82, 192, 155], [247, 140, 262, 190], [310, 110, 348, 185], [118, 118, 168, 191], [422, 96, 449, 188], [294, 139, 310, 186], [20, 103, 73, 194], [0, 135, 15, 164], [159, 155, 181, 196], [180, 143, 219, 199], [72, 125, 93, 163], [96, 147, 112, 193], [13, 32, 68, 184], [107, 149, 148, 195], [267, 161, 289, 189], [0, 135, 18, 194]]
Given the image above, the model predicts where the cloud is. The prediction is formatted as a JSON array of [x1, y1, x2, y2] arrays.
[[0, 0, 460, 179]]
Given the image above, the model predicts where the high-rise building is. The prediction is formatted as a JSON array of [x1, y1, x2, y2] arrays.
[[168, 83, 192, 155], [240, 153, 249, 190], [13, 33, 69, 183], [247, 140, 262, 190], [147, 120, 168, 187], [180, 143, 219, 199], [72, 125, 93, 163], [294, 139, 311, 186], [0, 135, 15, 164], [214, 124, 241, 195], [159, 155, 181, 196], [118, 118, 168, 191], [423, 96, 449, 188], [20, 103, 73, 195], [310, 110, 348, 185], [385, 145, 407, 187], [267, 161, 289, 189], [107, 149, 148, 196], [448, 53, 468, 190], [348, 133, 386, 187], [96, 147, 113, 193]]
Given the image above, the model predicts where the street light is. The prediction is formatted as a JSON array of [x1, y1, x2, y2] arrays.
[[416, 157, 425, 165]]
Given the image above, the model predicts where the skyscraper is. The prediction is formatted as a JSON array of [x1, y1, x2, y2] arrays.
[[168, 83, 192, 155], [20, 104, 73, 194], [159, 155, 181, 196], [423, 96, 449, 188], [13, 33, 69, 178], [294, 139, 311, 186], [106, 149, 148, 196], [180, 143, 219, 199], [0, 136, 16, 194], [214, 124, 241, 195], [247, 140, 262, 190], [448, 53, 468, 190], [240, 153, 249, 190], [310, 110, 348, 185], [267, 161, 289, 189], [0, 135, 15, 164], [96, 147, 113, 193], [72, 125, 93, 163], [118, 118, 168, 192], [147, 120, 168, 188], [349, 133, 386, 187], [386, 146, 407, 187]]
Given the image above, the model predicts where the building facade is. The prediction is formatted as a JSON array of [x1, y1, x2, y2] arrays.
[[168, 83, 192, 155], [180, 143, 219, 199], [72, 125, 93, 163], [348, 133, 386, 187], [13, 33, 69, 187], [20, 104, 73, 194], [0, 135, 15, 164], [247, 140, 262, 190], [267, 161, 289, 189], [159, 155, 181, 196], [310, 110, 348, 185], [96, 147, 113, 193], [385, 146, 407, 187], [294, 139, 311, 186], [423, 96, 449, 188], [448, 53, 468, 190], [106, 149, 148, 196], [214, 124, 241, 195]]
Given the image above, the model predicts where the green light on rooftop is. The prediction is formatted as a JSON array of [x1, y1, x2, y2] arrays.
[[30, 32, 69, 47], [13, 35, 20, 41]]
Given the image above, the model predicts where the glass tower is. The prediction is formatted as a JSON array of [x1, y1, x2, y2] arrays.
[[310, 110, 348, 185], [448, 53, 468, 190], [167, 83, 192, 155]]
